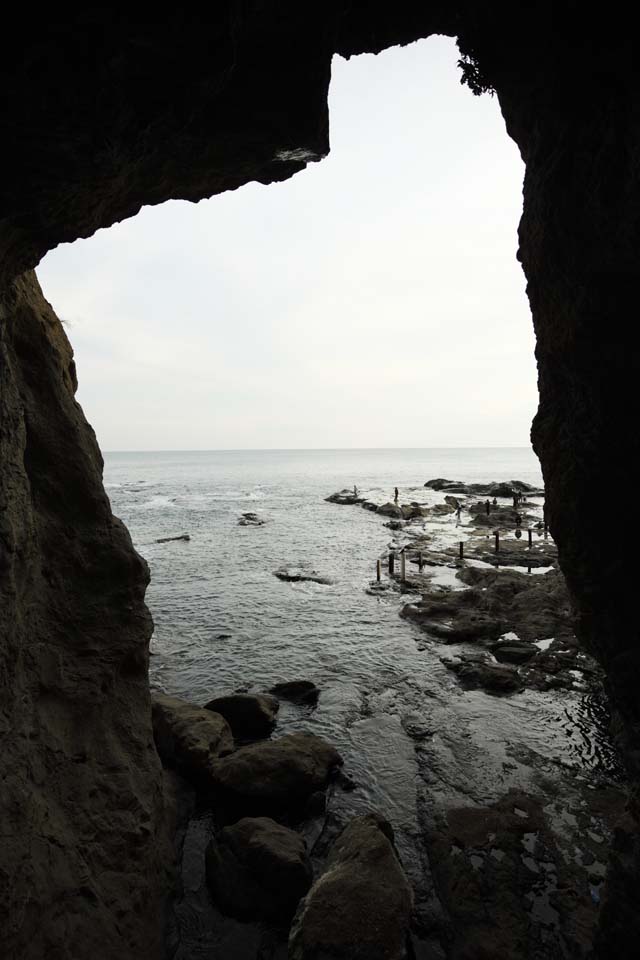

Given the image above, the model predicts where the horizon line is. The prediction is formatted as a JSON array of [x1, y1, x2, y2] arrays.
[[103, 444, 535, 454]]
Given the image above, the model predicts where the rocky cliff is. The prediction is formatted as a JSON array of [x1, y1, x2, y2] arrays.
[[1, 4, 638, 957]]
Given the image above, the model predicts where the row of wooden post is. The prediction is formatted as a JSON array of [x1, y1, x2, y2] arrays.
[[378, 525, 544, 580]]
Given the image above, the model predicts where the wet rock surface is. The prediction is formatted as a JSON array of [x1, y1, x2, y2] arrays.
[[205, 817, 313, 922], [289, 813, 413, 960], [203, 693, 279, 740], [238, 512, 266, 526], [152, 694, 234, 784], [324, 480, 628, 958], [210, 733, 343, 815], [274, 564, 333, 585]]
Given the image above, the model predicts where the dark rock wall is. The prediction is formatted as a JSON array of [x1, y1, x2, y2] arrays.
[[0, 272, 172, 958], [1, 4, 638, 957]]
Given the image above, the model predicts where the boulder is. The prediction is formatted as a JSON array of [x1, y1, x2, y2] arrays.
[[377, 502, 402, 518], [491, 641, 538, 665], [274, 564, 333, 585], [400, 503, 425, 519], [443, 657, 522, 693], [211, 732, 342, 813], [424, 478, 464, 492], [325, 490, 363, 505], [151, 694, 234, 784], [204, 693, 279, 740], [289, 813, 413, 960], [205, 817, 312, 921], [238, 512, 265, 526], [269, 680, 319, 705]]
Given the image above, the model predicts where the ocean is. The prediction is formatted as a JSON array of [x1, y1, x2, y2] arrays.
[[103, 447, 617, 956]]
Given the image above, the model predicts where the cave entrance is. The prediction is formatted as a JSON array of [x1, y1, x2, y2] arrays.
[[36, 34, 601, 959]]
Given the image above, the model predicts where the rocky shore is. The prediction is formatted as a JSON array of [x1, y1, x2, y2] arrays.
[[151, 477, 628, 960], [152, 688, 413, 958], [325, 478, 628, 957]]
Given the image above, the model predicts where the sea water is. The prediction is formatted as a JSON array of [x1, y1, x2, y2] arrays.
[[104, 447, 620, 955]]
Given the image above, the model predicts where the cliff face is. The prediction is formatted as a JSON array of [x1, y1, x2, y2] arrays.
[[1, 4, 638, 958], [0, 272, 171, 958]]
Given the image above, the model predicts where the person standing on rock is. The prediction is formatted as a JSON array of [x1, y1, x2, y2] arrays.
[[353, 485, 358, 497], [394, 487, 399, 503], [456, 504, 462, 522], [485, 499, 491, 516]]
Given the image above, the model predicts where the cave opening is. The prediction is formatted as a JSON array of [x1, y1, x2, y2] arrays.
[[2, 13, 638, 960]]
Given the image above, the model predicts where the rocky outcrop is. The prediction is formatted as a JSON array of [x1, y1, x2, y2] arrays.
[[289, 813, 413, 960], [203, 693, 279, 740], [238, 512, 265, 526], [274, 564, 333, 585], [210, 732, 343, 815], [151, 694, 234, 783], [205, 817, 312, 921], [424, 478, 544, 497]]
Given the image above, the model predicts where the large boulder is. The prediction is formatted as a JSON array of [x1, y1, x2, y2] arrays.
[[204, 693, 279, 740], [325, 490, 363, 505], [289, 813, 413, 960], [274, 564, 333, 585], [377, 502, 402, 518], [151, 694, 234, 784], [443, 656, 523, 694], [205, 817, 312, 921], [268, 680, 319, 705], [211, 733, 342, 813]]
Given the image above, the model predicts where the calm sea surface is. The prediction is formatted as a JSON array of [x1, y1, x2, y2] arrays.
[[104, 448, 619, 956]]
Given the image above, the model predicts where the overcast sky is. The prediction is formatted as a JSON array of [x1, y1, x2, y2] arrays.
[[38, 36, 536, 452]]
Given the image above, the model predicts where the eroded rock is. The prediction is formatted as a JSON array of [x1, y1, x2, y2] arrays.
[[289, 813, 412, 960]]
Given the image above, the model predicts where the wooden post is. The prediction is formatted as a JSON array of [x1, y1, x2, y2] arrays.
[[528, 562, 532, 574], [494, 530, 500, 553], [376, 559, 381, 582], [459, 541, 464, 559], [418, 551, 423, 571], [528, 528, 533, 548], [400, 551, 406, 582], [389, 552, 395, 575]]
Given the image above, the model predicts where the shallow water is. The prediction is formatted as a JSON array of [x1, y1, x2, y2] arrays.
[[105, 448, 623, 956]]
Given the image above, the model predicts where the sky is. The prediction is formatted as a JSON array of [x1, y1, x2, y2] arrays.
[[38, 36, 536, 452]]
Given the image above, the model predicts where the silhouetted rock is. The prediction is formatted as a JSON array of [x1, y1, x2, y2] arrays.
[[204, 693, 279, 740], [289, 813, 412, 960], [205, 817, 312, 921], [156, 533, 190, 543]]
